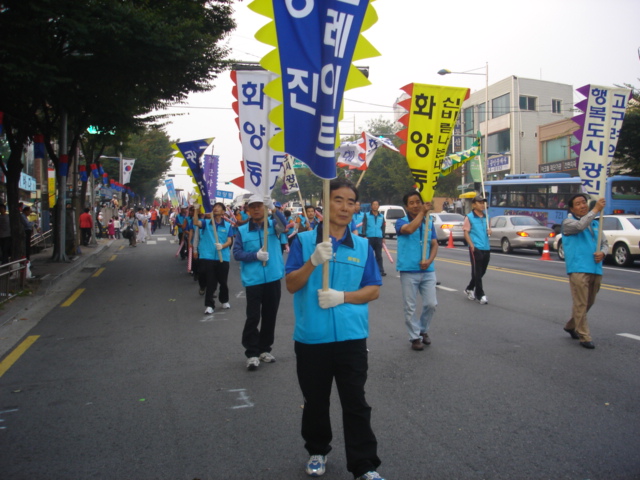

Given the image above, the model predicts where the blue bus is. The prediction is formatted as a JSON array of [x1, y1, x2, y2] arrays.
[[484, 173, 640, 232]]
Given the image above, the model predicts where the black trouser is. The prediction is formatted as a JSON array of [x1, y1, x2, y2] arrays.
[[178, 231, 187, 259], [367, 237, 384, 274], [81, 227, 91, 246], [242, 280, 281, 358], [295, 339, 380, 478], [466, 248, 490, 299], [0, 236, 11, 264], [198, 259, 229, 308], [24, 230, 32, 260]]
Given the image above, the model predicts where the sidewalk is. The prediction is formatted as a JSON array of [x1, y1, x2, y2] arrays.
[[0, 238, 115, 357]]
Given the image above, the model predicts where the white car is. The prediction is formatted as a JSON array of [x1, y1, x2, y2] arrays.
[[377, 205, 407, 239], [554, 215, 640, 267]]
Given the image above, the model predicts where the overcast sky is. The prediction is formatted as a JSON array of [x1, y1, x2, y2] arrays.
[[157, 0, 640, 197]]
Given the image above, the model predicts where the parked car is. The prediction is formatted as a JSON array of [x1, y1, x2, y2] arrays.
[[430, 212, 466, 245], [554, 215, 640, 266], [377, 205, 406, 239], [489, 215, 555, 254]]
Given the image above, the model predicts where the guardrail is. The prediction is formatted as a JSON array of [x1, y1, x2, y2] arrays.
[[0, 258, 28, 304], [31, 229, 53, 250]]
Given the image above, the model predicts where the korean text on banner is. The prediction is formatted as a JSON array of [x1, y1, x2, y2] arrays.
[[173, 138, 213, 211], [203, 155, 219, 206], [282, 155, 300, 195], [396, 84, 469, 202], [165, 179, 180, 208], [232, 70, 285, 197], [571, 85, 632, 197], [250, 0, 380, 180]]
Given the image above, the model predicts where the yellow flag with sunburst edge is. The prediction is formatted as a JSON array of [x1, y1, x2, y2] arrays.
[[249, 0, 380, 180]]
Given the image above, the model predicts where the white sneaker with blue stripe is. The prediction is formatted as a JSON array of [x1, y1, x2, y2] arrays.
[[305, 455, 326, 476]]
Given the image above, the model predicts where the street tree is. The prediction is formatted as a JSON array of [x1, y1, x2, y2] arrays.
[[0, 0, 235, 260], [613, 84, 640, 176]]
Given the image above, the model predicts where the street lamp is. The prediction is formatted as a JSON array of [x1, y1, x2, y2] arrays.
[[438, 63, 489, 196]]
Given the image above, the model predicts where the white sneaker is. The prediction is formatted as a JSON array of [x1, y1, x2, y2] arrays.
[[204, 306, 214, 314], [259, 352, 276, 363], [356, 472, 385, 480], [479, 296, 488, 305], [221, 302, 231, 309], [246, 357, 260, 371], [464, 289, 475, 301], [305, 454, 327, 476]]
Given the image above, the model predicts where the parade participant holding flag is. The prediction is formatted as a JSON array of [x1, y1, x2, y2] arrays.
[[463, 196, 492, 304], [192, 202, 234, 315], [233, 194, 287, 371], [285, 179, 384, 480], [561, 195, 608, 349], [396, 192, 439, 351]]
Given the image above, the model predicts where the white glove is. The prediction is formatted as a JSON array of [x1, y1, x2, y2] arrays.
[[310, 241, 332, 266], [215, 243, 223, 251], [256, 250, 269, 262], [318, 289, 345, 309]]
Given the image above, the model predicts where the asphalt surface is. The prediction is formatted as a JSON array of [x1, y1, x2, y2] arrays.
[[0, 234, 639, 480]]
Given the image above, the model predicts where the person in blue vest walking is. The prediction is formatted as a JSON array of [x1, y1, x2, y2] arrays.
[[192, 202, 234, 315], [362, 200, 386, 276], [233, 194, 287, 371], [395, 192, 439, 351], [285, 179, 385, 480], [463, 195, 492, 304], [351, 201, 364, 235], [561, 195, 608, 349]]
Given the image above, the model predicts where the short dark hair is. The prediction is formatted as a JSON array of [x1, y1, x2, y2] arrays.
[[305, 205, 315, 211], [402, 191, 421, 206], [212, 202, 225, 211], [329, 178, 359, 202], [567, 193, 588, 210]]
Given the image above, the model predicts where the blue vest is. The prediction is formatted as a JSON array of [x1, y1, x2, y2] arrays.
[[293, 230, 370, 344], [467, 212, 489, 250], [397, 216, 435, 272], [562, 216, 603, 275], [237, 219, 285, 287], [352, 212, 365, 229], [199, 219, 231, 261], [364, 212, 384, 238], [176, 214, 186, 232]]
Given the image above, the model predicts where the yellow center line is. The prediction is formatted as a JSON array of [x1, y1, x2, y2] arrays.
[[92, 267, 105, 277], [0, 335, 39, 378], [60, 288, 85, 307], [119, 245, 125, 251], [109, 255, 117, 262]]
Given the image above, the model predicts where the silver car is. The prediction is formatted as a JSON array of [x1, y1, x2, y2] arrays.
[[489, 215, 555, 254], [430, 212, 466, 245]]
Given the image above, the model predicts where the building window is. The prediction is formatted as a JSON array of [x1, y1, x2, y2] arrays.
[[492, 93, 510, 118], [552, 99, 562, 114], [519, 96, 537, 111], [463, 107, 474, 134], [488, 129, 511, 154]]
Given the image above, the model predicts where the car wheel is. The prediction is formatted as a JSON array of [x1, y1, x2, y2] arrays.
[[501, 238, 512, 253], [537, 247, 543, 255], [557, 240, 565, 261], [613, 243, 633, 267]]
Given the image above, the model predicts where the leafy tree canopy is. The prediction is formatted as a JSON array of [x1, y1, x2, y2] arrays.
[[613, 83, 640, 176]]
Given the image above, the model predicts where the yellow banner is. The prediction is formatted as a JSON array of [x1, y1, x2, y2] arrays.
[[397, 83, 469, 202]]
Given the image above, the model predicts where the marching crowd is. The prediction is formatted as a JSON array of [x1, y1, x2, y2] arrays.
[[153, 179, 607, 480]]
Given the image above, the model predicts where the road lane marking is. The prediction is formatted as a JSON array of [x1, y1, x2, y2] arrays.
[[436, 285, 457, 292], [0, 335, 39, 378], [92, 268, 105, 277], [61, 288, 85, 307], [617, 333, 640, 342], [146, 241, 157, 245], [109, 255, 117, 261], [436, 258, 640, 296], [119, 245, 125, 250]]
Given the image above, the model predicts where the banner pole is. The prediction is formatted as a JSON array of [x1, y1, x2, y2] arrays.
[[322, 179, 330, 291], [355, 169, 367, 188], [263, 205, 269, 267], [211, 211, 223, 263], [422, 202, 432, 262]]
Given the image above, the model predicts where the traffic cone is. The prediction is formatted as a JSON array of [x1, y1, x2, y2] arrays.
[[539, 238, 551, 261], [446, 230, 455, 249]]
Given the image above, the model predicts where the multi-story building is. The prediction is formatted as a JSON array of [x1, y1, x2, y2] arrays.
[[461, 76, 574, 180]]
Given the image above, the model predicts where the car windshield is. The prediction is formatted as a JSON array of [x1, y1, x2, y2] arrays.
[[627, 218, 640, 229], [386, 209, 405, 219], [510, 216, 543, 226], [437, 214, 464, 222]]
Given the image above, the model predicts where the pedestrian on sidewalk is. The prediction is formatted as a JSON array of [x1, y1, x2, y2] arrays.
[[79, 208, 93, 246], [396, 192, 439, 351], [285, 179, 385, 480], [0, 203, 11, 264], [232, 194, 286, 371], [192, 202, 233, 315], [20, 206, 34, 260], [561, 195, 608, 349], [463, 195, 492, 304], [113, 216, 121, 239]]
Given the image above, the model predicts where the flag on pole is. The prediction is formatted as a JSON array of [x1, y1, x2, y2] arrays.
[[173, 138, 214, 211], [122, 159, 135, 184], [203, 154, 219, 206], [396, 83, 469, 202], [250, 0, 380, 178], [281, 155, 300, 195], [231, 70, 285, 198], [440, 135, 481, 177], [571, 84, 632, 196], [336, 140, 365, 169]]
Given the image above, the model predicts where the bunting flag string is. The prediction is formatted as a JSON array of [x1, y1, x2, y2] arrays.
[[440, 136, 481, 177]]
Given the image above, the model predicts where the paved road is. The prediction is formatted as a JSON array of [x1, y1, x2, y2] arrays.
[[0, 234, 638, 479]]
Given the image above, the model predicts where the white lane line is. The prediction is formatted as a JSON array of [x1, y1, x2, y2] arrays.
[[437, 286, 457, 292], [617, 333, 640, 341], [157, 237, 167, 242], [146, 241, 157, 245]]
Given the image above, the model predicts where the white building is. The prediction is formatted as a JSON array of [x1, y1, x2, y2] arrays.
[[461, 76, 574, 180]]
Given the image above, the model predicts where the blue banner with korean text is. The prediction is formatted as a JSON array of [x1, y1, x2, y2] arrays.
[[174, 138, 213, 212]]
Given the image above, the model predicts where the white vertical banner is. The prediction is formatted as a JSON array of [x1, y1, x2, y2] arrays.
[[573, 85, 631, 197], [282, 155, 300, 194], [122, 159, 135, 184], [234, 70, 286, 198]]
